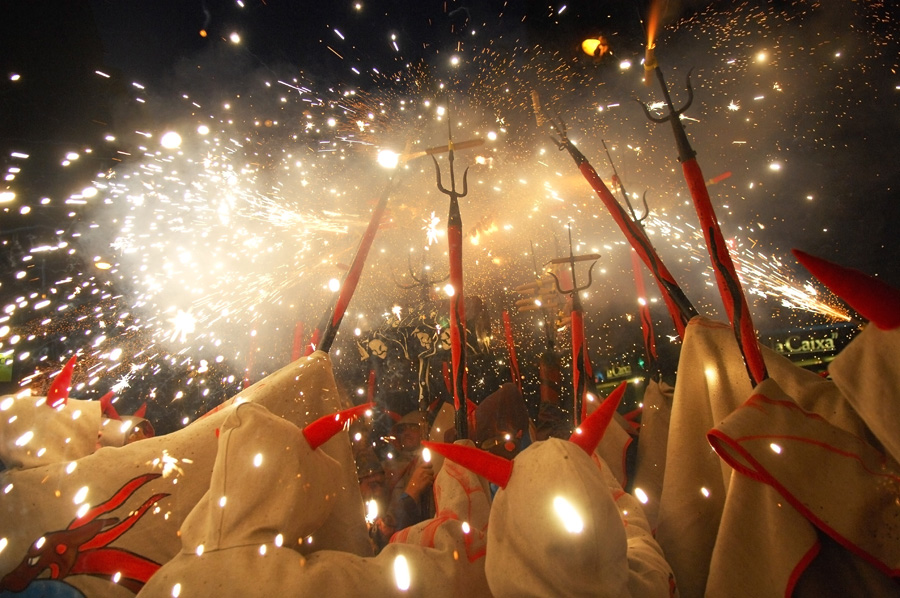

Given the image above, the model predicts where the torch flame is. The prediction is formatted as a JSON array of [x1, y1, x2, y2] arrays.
[[645, 0, 664, 51]]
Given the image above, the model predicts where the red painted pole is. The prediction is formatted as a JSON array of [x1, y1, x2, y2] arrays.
[[317, 180, 396, 354], [572, 157, 696, 339], [682, 157, 767, 385], [569, 298, 589, 426], [447, 195, 469, 426], [630, 248, 659, 372], [291, 321, 305, 361]]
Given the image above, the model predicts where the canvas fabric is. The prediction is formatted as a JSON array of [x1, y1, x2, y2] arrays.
[[389, 440, 492, 597], [0, 394, 101, 469], [140, 407, 491, 598], [97, 415, 153, 448], [593, 453, 677, 597], [631, 379, 674, 530], [0, 352, 368, 597], [585, 396, 633, 489], [654, 317, 868, 598], [485, 438, 630, 598], [707, 378, 900, 595], [829, 325, 900, 464]]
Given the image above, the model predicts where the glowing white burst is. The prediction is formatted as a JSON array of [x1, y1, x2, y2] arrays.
[[553, 496, 584, 533], [328, 278, 341, 292], [365, 499, 379, 524], [168, 310, 196, 343], [443, 283, 455, 297], [377, 149, 399, 169], [393, 554, 411, 591], [73, 486, 89, 504], [423, 212, 441, 245], [421, 447, 431, 463], [770, 442, 782, 454], [160, 132, 182, 149], [634, 487, 649, 504], [229, 32, 241, 43], [253, 453, 263, 467]]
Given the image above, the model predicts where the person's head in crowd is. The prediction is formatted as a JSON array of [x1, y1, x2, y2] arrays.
[[475, 383, 531, 459], [356, 448, 388, 504], [390, 410, 429, 454]]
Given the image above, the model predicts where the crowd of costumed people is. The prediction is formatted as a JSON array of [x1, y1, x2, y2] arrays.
[[1, 14, 898, 594], [1, 242, 899, 598]]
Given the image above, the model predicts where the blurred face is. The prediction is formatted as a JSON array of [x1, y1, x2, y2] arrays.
[[396, 424, 423, 452], [480, 428, 524, 459], [359, 471, 387, 503]]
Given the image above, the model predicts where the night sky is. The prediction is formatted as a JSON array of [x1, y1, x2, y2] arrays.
[[0, 1, 897, 428]]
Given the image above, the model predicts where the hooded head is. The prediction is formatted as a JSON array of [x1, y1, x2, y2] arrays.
[[485, 439, 629, 598], [475, 383, 530, 459], [424, 383, 630, 597], [179, 402, 342, 553], [0, 393, 101, 469], [97, 416, 155, 447]]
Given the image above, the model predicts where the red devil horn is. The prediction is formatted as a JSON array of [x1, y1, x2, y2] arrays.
[[422, 441, 514, 489], [569, 381, 627, 455], [47, 355, 77, 409], [303, 403, 373, 451], [99, 391, 120, 420], [793, 249, 900, 330], [132, 402, 147, 419]]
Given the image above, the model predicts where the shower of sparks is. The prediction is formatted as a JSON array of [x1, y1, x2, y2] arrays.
[[0, 0, 893, 433], [423, 212, 441, 246]]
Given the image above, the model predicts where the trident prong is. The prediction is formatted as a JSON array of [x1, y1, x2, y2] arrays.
[[546, 225, 600, 297], [624, 190, 651, 226], [637, 68, 695, 124], [639, 65, 697, 163], [600, 138, 651, 227], [433, 116, 469, 200]]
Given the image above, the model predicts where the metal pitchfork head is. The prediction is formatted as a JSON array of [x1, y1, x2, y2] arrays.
[[547, 224, 600, 297], [432, 116, 469, 201], [637, 65, 697, 163]]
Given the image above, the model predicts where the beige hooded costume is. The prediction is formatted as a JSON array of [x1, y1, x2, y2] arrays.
[[0, 351, 369, 597], [139, 403, 493, 598]]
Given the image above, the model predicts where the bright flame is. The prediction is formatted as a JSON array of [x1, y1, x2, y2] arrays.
[[365, 499, 379, 524], [634, 487, 649, 504], [645, 0, 664, 49], [73, 486, 89, 504], [377, 149, 400, 169], [553, 496, 584, 534], [160, 132, 182, 149], [393, 554, 411, 591]]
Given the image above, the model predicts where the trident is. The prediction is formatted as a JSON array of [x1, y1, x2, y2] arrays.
[[547, 224, 600, 427]]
